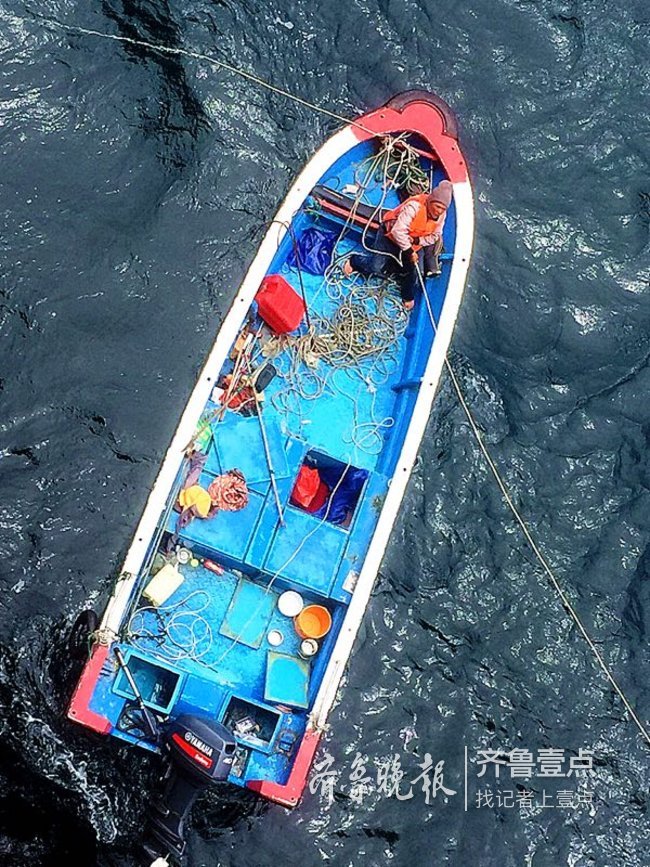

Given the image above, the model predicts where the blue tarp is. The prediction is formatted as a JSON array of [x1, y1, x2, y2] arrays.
[[314, 465, 369, 525], [287, 227, 338, 276]]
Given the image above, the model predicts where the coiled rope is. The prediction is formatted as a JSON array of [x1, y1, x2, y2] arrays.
[[43, 17, 649, 747], [379, 138, 430, 196], [264, 281, 406, 369], [263, 276, 406, 455], [127, 590, 214, 663]]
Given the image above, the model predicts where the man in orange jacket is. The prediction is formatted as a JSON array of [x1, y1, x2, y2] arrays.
[[343, 179, 452, 311]]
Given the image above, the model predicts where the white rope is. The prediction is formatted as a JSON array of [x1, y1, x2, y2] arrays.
[[38, 18, 377, 134], [414, 263, 650, 749], [126, 590, 215, 663]]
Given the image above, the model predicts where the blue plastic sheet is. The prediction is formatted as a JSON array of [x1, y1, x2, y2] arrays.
[[314, 465, 369, 525], [287, 227, 338, 275]]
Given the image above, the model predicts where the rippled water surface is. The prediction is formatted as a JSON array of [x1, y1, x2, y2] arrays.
[[1, 1, 649, 865]]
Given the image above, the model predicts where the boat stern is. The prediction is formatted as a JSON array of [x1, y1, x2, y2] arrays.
[[67, 642, 113, 735], [245, 726, 322, 807]]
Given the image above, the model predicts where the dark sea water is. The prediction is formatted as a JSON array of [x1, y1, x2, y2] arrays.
[[1, 0, 649, 865]]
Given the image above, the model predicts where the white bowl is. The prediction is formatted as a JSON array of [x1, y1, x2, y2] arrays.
[[277, 590, 304, 617], [267, 629, 284, 646]]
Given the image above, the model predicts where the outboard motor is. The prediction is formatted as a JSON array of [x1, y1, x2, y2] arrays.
[[142, 714, 236, 865]]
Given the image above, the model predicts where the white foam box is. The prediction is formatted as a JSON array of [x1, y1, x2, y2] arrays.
[[142, 562, 184, 607]]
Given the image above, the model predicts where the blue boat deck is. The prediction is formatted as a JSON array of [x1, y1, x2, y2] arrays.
[[86, 131, 457, 791]]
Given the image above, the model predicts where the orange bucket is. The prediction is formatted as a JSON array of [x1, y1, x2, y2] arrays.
[[294, 604, 332, 640]]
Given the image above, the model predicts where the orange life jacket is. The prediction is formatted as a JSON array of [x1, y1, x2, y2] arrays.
[[383, 193, 444, 251]]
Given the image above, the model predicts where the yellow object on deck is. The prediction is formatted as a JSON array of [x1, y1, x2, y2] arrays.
[[143, 562, 184, 607], [178, 484, 212, 517]]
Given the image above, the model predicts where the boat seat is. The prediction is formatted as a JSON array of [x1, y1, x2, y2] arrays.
[[206, 413, 290, 490], [167, 470, 267, 562], [310, 184, 384, 230]]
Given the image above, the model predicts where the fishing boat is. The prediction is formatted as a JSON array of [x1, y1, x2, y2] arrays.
[[67, 90, 473, 861]]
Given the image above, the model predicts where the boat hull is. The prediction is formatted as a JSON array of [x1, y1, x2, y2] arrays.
[[68, 90, 474, 809]]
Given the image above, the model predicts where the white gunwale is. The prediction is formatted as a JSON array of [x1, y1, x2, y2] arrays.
[[101, 125, 360, 636]]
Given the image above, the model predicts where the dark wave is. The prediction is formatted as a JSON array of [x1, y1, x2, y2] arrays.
[[0, 0, 648, 864]]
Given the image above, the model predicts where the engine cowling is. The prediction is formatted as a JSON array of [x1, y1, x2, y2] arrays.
[[142, 714, 236, 865]]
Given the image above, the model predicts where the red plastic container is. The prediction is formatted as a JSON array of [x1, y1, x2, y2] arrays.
[[256, 275, 305, 334], [202, 558, 224, 575]]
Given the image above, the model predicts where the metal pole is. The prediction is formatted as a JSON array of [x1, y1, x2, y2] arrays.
[[252, 388, 285, 526], [114, 646, 159, 741], [287, 223, 312, 330]]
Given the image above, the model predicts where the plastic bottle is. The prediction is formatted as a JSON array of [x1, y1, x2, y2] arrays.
[[203, 558, 224, 575]]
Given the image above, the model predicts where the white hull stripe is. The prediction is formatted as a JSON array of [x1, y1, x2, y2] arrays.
[[311, 180, 474, 728]]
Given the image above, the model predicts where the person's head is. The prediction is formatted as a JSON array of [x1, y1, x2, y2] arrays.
[[426, 180, 453, 219]]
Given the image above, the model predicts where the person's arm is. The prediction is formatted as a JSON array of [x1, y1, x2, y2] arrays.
[[417, 212, 446, 248], [389, 201, 420, 254]]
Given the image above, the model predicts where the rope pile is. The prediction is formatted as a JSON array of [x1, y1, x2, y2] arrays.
[[377, 136, 430, 196], [259, 275, 407, 453], [207, 470, 249, 512], [263, 279, 407, 370]]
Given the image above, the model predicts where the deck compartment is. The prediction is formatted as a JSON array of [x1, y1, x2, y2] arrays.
[[112, 649, 184, 715], [221, 694, 283, 754]]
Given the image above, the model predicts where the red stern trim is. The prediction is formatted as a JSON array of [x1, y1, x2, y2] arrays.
[[246, 729, 321, 807], [67, 644, 113, 735]]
